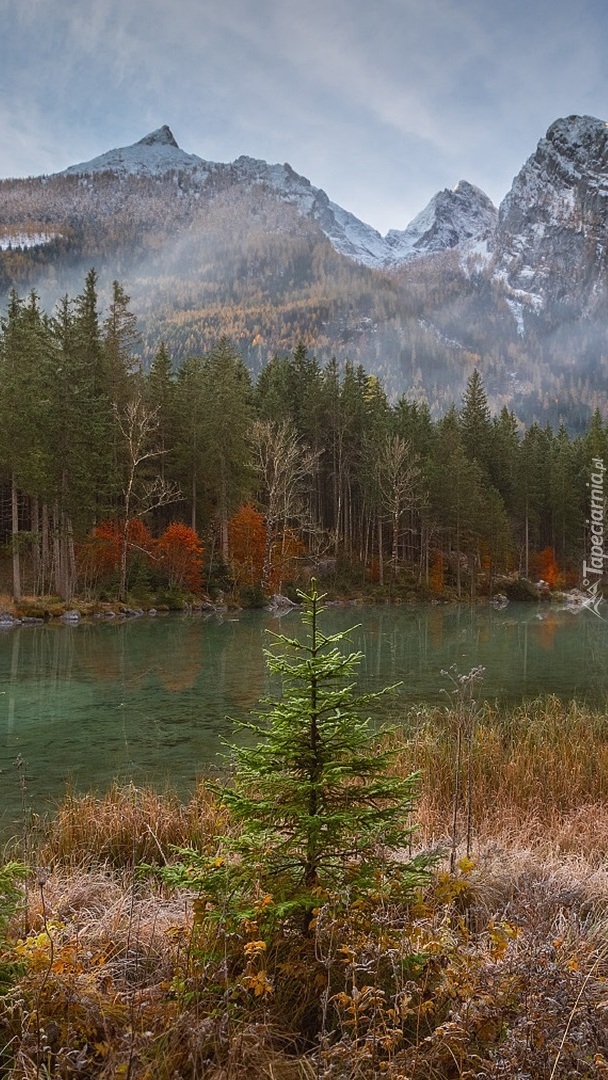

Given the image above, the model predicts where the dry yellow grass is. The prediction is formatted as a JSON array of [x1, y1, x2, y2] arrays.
[[39, 779, 232, 868], [5, 697, 608, 1078], [7, 826, 608, 1080], [391, 696, 608, 859], [0, 591, 16, 614]]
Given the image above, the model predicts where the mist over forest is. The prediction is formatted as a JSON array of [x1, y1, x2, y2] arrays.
[[1, 157, 607, 433]]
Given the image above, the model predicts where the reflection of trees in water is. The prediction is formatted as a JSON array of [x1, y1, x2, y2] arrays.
[[7, 628, 20, 735], [4, 604, 608, 740], [331, 604, 608, 706], [156, 624, 202, 693], [76, 617, 271, 708], [428, 609, 443, 649], [3, 604, 608, 840], [7, 614, 271, 711], [75, 619, 203, 694], [534, 613, 558, 653], [574, 613, 608, 700], [6, 625, 78, 722], [221, 619, 267, 712]]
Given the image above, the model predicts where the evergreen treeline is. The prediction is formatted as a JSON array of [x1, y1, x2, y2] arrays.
[[0, 273, 603, 604], [3, 173, 608, 427]]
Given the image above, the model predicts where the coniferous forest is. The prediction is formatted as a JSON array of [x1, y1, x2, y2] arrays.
[[4, 271, 608, 1079], [0, 269, 601, 607]]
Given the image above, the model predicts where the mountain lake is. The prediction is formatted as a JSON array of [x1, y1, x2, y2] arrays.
[[1, 600, 607, 836]]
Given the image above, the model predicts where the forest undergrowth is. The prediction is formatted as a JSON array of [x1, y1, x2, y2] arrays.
[[2, 618, 608, 1078]]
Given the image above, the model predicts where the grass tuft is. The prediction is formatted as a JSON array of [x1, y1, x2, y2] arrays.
[[39, 779, 231, 869]]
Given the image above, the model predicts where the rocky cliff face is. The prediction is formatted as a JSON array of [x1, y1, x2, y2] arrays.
[[30, 115, 608, 302], [385, 181, 497, 264], [490, 116, 608, 326], [2, 116, 608, 422]]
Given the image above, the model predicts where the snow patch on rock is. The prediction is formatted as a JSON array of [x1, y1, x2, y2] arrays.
[[384, 181, 498, 265]]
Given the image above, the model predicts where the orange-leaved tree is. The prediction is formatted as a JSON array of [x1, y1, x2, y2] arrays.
[[227, 504, 266, 587], [156, 522, 204, 593], [268, 528, 306, 593], [429, 550, 445, 595], [77, 519, 153, 594], [538, 546, 560, 588]]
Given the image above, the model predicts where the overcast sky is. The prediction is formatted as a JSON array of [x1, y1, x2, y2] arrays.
[[1, 0, 606, 233]]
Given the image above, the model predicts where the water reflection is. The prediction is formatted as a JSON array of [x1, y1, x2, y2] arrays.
[[1, 603, 607, 835]]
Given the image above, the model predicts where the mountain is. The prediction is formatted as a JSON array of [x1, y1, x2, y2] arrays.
[[61, 125, 390, 268], [57, 126, 495, 270], [62, 124, 206, 176], [385, 181, 497, 264], [490, 115, 608, 329], [0, 117, 607, 428]]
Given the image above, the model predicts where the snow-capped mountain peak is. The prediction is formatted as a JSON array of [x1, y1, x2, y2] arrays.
[[56, 127, 499, 269], [136, 125, 180, 149], [384, 180, 497, 264], [61, 126, 205, 177]]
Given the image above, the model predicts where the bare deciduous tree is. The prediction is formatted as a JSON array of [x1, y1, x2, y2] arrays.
[[115, 395, 180, 601], [252, 419, 319, 591], [374, 435, 422, 579]]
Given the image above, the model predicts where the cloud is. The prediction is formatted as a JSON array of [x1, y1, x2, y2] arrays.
[[0, 0, 607, 230]]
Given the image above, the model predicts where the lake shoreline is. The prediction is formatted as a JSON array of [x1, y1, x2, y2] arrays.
[[0, 573, 581, 629]]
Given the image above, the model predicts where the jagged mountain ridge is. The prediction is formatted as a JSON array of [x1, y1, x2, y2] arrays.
[[385, 181, 498, 264], [0, 116, 608, 427], [57, 125, 492, 269], [54, 117, 608, 331], [60, 125, 389, 267]]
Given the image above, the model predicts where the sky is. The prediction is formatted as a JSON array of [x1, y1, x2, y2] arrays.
[[1, 0, 607, 234]]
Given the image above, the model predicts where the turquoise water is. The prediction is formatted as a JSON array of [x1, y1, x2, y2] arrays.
[[1, 602, 607, 834]]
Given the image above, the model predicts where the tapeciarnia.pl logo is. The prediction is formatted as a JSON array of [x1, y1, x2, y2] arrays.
[[582, 457, 606, 617]]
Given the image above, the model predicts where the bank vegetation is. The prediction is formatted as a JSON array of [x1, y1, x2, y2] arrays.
[[2, 681, 608, 1076]]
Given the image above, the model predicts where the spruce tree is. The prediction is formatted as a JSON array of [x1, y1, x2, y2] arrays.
[[103, 279, 140, 411], [219, 583, 430, 924], [460, 368, 492, 479], [199, 338, 255, 561], [0, 291, 55, 599]]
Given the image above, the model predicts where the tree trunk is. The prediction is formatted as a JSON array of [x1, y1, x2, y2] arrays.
[[31, 496, 40, 596], [262, 515, 275, 594], [524, 503, 529, 578], [41, 502, 50, 596], [11, 474, 21, 604], [59, 510, 73, 603], [191, 474, 197, 533], [52, 502, 61, 598], [119, 517, 129, 603], [392, 509, 399, 579]]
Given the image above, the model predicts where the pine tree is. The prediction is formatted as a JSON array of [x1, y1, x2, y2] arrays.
[[0, 291, 55, 599], [254, 353, 293, 424], [429, 408, 487, 597], [103, 279, 140, 411], [172, 355, 207, 532], [515, 423, 552, 577], [199, 338, 255, 561], [460, 368, 493, 480], [47, 279, 113, 599], [489, 406, 520, 509], [220, 582, 430, 925]]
